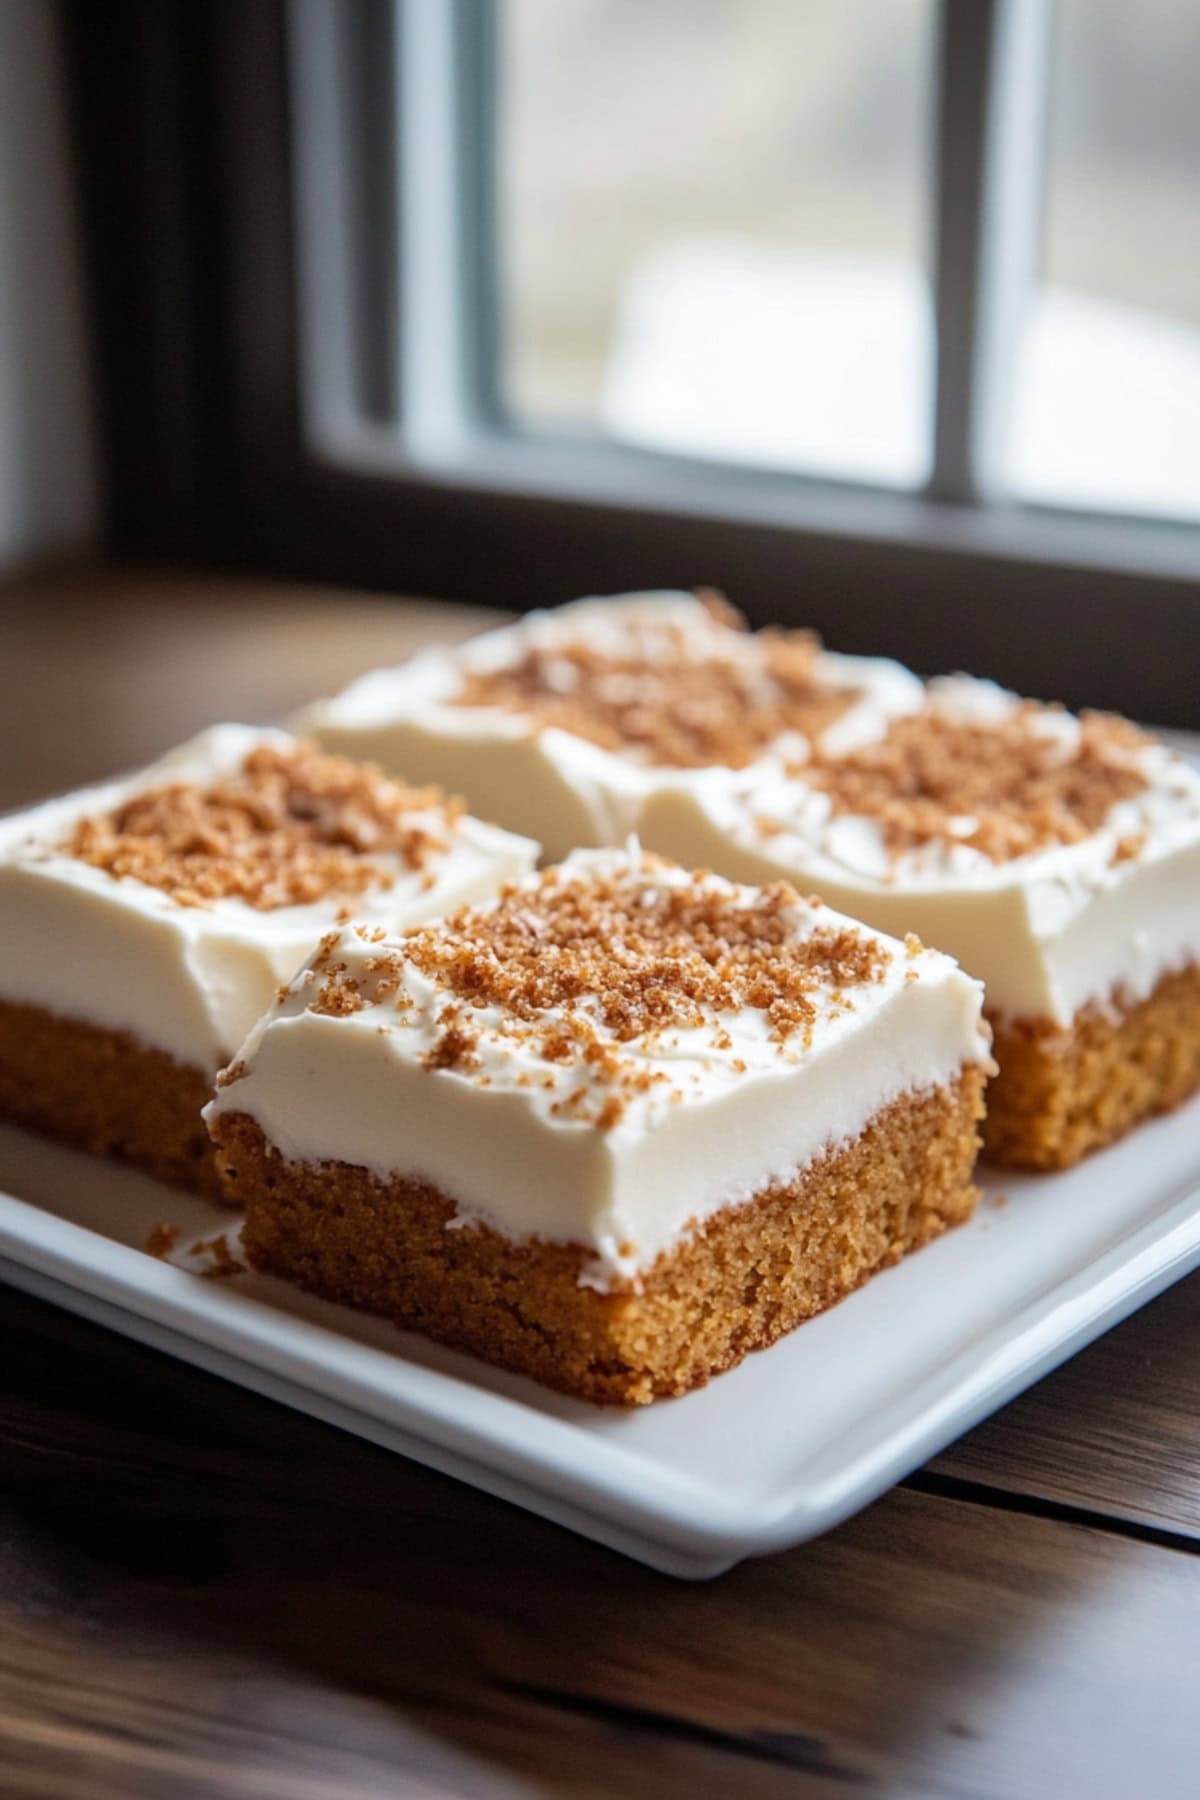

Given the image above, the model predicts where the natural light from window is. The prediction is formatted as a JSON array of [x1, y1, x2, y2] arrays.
[[1006, 0, 1200, 521], [499, 0, 934, 489], [499, 0, 1199, 522]]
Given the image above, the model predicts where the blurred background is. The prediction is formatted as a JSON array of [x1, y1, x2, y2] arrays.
[[1, 0, 1198, 789], [504, 0, 1200, 514]]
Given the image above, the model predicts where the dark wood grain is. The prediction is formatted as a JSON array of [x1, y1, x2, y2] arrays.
[[3, 1284, 1200, 1800], [3, 561, 1200, 1798], [933, 1269, 1200, 1541]]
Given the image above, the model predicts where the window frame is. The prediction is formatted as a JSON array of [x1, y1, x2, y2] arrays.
[[64, 0, 1200, 726]]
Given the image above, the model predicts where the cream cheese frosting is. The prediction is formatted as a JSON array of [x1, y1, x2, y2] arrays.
[[0, 725, 537, 1071], [638, 677, 1200, 1024], [298, 591, 924, 860], [207, 846, 990, 1288]]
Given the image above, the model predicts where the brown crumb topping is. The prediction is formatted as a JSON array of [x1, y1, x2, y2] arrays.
[[309, 859, 892, 1127], [60, 742, 464, 909], [802, 707, 1152, 862], [451, 602, 857, 768], [402, 863, 888, 1042], [1110, 832, 1147, 866], [309, 964, 367, 1017], [422, 1009, 481, 1072]]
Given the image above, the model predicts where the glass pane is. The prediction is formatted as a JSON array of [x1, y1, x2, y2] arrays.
[[499, 0, 934, 488], [1007, 0, 1200, 520]]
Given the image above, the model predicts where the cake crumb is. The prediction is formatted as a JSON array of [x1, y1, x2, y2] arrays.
[[595, 1094, 626, 1131], [451, 620, 858, 768], [310, 969, 367, 1017], [144, 1221, 180, 1259], [189, 1232, 244, 1278], [422, 1012, 481, 1072], [805, 707, 1153, 863], [60, 742, 465, 909], [307, 857, 893, 1129], [694, 586, 746, 630], [398, 863, 890, 1054], [1111, 832, 1147, 866]]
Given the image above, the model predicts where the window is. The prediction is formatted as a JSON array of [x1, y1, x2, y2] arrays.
[[285, 0, 1200, 530], [65, 2, 1200, 725], [1007, 0, 1200, 521], [500, 0, 934, 488]]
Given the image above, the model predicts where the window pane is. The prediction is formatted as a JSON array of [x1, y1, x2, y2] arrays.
[[498, 0, 934, 488], [1007, 0, 1200, 521]]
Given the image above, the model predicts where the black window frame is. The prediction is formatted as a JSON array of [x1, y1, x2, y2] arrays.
[[63, 0, 1200, 725]]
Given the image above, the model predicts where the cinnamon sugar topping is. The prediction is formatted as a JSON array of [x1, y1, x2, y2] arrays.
[[422, 1010, 481, 1072], [304, 858, 892, 1126], [452, 610, 858, 769], [401, 861, 889, 1044], [60, 743, 464, 909], [803, 707, 1153, 862], [1110, 832, 1147, 866], [309, 964, 367, 1018]]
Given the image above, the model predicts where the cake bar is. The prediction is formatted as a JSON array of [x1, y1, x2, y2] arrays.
[[299, 590, 923, 859], [206, 847, 991, 1404], [639, 677, 1200, 1169], [0, 727, 536, 1193]]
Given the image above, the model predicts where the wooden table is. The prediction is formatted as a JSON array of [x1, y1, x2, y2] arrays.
[[3, 564, 1198, 1799]]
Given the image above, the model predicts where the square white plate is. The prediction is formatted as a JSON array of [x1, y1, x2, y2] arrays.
[[2, 1104, 1199, 1579]]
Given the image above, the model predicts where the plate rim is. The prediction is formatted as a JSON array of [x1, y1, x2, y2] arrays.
[[3, 1129, 1199, 1577]]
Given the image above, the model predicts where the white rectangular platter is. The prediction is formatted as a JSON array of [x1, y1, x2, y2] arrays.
[[2, 1102, 1199, 1579]]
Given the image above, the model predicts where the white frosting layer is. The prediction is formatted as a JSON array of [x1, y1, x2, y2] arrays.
[[298, 592, 924, 860], [0, 726, 537, 1071], [207, 847, 989, 1288], [638, 678, 1200, 1024]]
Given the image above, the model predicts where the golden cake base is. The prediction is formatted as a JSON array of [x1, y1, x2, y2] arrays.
[[210, 1069, 986, 1406], [984, 963, 1200, 1171], [0, 998, 220, 1197]]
